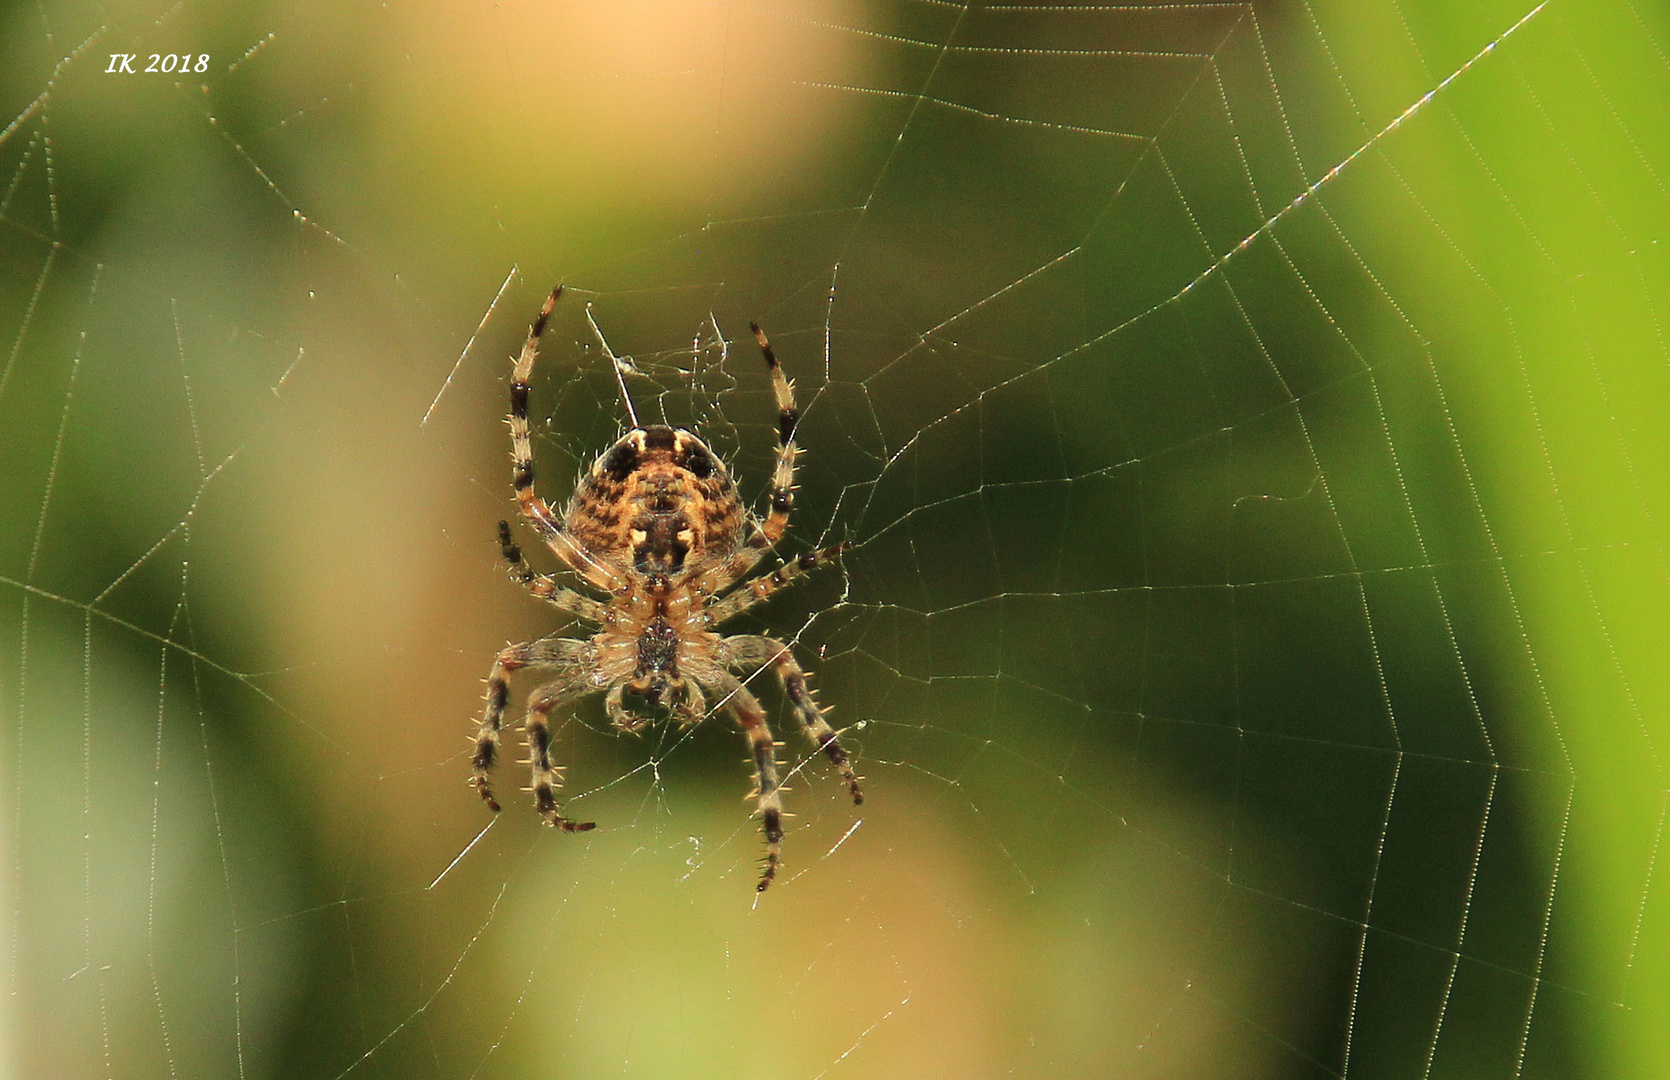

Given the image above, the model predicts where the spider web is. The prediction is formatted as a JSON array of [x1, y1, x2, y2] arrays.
[[3, 0, 1668, 1077]]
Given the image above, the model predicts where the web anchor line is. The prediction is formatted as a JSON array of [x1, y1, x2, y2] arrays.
[[423, 263, 520, 427], [1177, 1, 1550, 301], [584, 300, 642, 428]]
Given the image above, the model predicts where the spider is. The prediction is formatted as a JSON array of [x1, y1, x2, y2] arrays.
[[470, 286, 863, 891]]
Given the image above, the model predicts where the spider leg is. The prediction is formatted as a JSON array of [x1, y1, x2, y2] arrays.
[[499, 520, 607, 623], [509, 286, 618, 592], [726, 634, 862, 804], [525, 678, 597, 831], [472, 637, 586, 812], [748, 321, 800, 551], [703, 542, 848, 626], [714, 674, 785, 891], [686, 324, 805, 598]]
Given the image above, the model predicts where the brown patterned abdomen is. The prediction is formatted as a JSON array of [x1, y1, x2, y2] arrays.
[[565, 426, 745, 576]]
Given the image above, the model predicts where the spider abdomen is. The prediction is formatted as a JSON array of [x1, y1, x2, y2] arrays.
[[564, 425, 744, 576]]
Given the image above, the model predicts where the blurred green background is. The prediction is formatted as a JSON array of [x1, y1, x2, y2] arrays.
[[2, 1, 1666, 1077]]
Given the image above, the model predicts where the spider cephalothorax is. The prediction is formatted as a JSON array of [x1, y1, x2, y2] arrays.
[[470, 286, 862, 891]]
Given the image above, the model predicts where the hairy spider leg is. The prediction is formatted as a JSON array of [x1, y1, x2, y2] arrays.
[[688, 323, 804, 598], [704, 542, 849, 627], [750, 321, 799, 549], [508, 285, 618, 592], [498, 520, 608, 622], [472, 637, 587, 812], [774, 649, 862, 805], [726, 634, 863, 804], [525, 679, 597, 831], [716, 674, 785, 891]]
